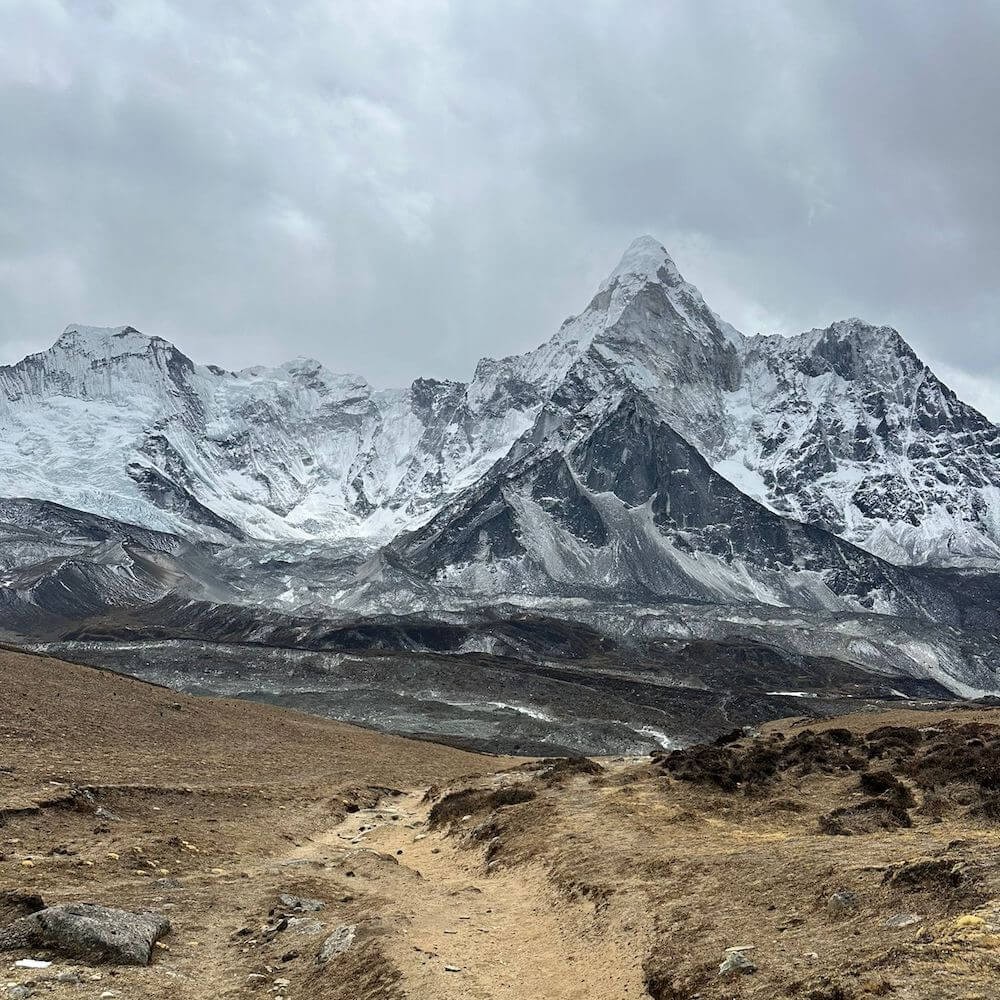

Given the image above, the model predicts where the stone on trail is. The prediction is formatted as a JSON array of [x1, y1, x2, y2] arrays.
[[827, 890, 861, 916], [0, 903, 170, 965], [285, 917, 325, 935], [317, 924, 356, 963], [276, 893, 325, 913], [719, 951, 757, 976]]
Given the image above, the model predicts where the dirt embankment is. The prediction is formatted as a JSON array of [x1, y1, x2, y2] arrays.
[[3, 650, 1000, 999]]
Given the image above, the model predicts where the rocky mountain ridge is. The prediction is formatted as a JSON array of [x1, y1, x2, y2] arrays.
[[3, 234, 1000, 742], [2, 237, 996, 575]]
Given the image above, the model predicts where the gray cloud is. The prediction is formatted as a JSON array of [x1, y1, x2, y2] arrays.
[[1, 0, 997, 418]]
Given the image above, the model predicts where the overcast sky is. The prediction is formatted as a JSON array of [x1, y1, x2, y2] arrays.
[[1, 1, 998, 418]]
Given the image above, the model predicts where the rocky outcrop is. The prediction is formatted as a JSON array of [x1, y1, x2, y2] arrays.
[[0, 903, 170, 965], [387, 390, 1000, 627]]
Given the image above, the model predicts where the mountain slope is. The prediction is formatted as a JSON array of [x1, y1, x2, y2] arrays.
[[384, 390, 998, 627], [0, 238, 997, 573], [0, 498, 232, 632], [725, 320, 1000, 567], [0, 326, 541, 544]]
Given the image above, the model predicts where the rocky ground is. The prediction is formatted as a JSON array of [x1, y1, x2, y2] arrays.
[[2, 647, 1000, 999]]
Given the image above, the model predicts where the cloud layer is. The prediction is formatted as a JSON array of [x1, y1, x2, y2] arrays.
[[1, 1, 997, 417]]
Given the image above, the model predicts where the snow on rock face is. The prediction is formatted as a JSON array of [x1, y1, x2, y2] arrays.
[[1, 242, 998, 573], [599, 236, 743, 348], [0, 324, 546, 544], [722, 319, 1000, 567]]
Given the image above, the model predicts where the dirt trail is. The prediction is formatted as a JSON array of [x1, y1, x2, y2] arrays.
[[8, 652, 1000, 999], [295, 784, 647, 1000]]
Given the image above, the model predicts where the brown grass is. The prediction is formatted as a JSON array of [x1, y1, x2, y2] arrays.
[[3, 653, 1000, 999]]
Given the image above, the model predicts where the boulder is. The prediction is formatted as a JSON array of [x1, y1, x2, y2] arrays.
[[0, 903, 170, 965], [719, 951, 756, 976]]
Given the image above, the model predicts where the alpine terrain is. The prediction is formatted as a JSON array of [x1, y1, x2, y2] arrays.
[[2, 237, 999, 751]]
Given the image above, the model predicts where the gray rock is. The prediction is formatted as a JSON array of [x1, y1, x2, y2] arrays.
[[277, 893, 324, 913], [7, 986, 34, 1000], [286, 917, 325, 935], [885, 912, 921, 929], [719, 951, 757, 976], [827, 890, 860, 916], [0, 903, 170, 966], [317, 924, 356, 963]]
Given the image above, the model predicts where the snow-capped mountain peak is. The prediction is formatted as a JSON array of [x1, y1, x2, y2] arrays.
[[1, 237, 998, 570], [58, 322, 148, 346], [727, 317, 1000, 566], [52, 324, 189, 366], [596, 236, 743, 350], [600, 235, 681, 289]]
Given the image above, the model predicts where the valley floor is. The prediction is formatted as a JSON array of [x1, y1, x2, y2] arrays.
[[2, 648, 1000, 999]]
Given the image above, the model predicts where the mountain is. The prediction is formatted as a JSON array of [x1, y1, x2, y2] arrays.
[[381, 388, 998, 631], [2, 238, 997, 572], [0, 497, 229, 633], [2, 236, 1000, 743], [728, 321, 1000, 567]]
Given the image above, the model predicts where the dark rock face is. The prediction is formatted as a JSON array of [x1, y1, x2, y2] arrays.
[[404, 481, 527, 572], [0, 499, 232, 630], [390, 391, 1000, 627], [0, 903, 170, 965], [0, 498, 179, 553], [127, 460, 246, 540], [530, 454, 607, 547]]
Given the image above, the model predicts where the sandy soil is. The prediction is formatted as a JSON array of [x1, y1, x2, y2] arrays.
[[3, 648, 1000, 999]]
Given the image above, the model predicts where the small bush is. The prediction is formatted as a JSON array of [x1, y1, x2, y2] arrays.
[[819, 798, 912, 836], [428, 785, 536, 828], [859, 770, 916, 808]]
